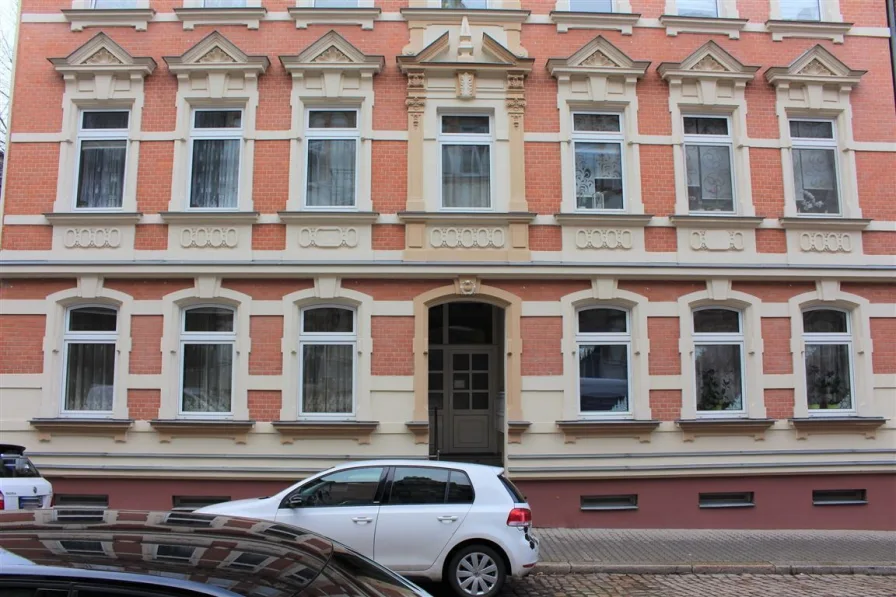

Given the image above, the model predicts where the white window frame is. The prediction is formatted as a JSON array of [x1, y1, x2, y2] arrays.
[[311, 0, 363, 7], [304, 108, 360, 211], [564, 0, 616, 11], [692, 307, 746, 418], [438, 113, 494, 212], [298, 305, 358, 420], [429, 0, 492, 8], [676, 0, 720, 18], [73, 110, 130, 212], [187, 108, 244, 211], [575, 307, 633, 419], [788, 118, 842, 217], [178, 305, 237, 418], [86, 1, 142, 9], [802, 308, 855, 416], [571, 111, 626, 213], [61, 305, 119, 418], [683, 114, 737, 215], [779, 0, 821, 21]]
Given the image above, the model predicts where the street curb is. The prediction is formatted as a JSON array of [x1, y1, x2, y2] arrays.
[[533, 562, 896, 576]]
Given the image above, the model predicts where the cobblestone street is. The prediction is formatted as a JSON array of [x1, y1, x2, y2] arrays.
[[421, 573, 896, 597]]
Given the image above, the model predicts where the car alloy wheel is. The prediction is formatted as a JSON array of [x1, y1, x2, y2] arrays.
[[449, 545, 505, 597]]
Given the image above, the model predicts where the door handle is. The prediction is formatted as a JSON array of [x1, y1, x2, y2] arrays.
[[352, 516, 373, 524], [437, 515, 458, 523]]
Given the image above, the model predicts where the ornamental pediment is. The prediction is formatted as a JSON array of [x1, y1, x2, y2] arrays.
[[164, 31, 270, 76], [280, 31, 384, 76], [547, 35, 649, 79], [658, 41, 758, 82], [765, 45, 865, 87], [49, 33, 156, 78]]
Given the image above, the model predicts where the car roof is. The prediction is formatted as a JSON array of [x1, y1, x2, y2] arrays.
[[328, 459, 504, 474], [0, 509, 334, 597], [0, 444, 27, 456]]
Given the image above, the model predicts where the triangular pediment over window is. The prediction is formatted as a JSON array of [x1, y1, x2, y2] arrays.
[[280, 31, 384, 76], [49, 33, 156, 78], [164, 31, 270, 76], [546, 36, 649, 79], [658, 41, 758, 83], [765, 45, 865, 87]]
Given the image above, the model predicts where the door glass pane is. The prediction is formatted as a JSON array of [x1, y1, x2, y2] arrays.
[[65, 343, 115, 411], [453, 393, 469, 410], [471, 392, 489, 410], [793, 148, 839, 214], [302, 344, 353, 414], [693, 309, 739, 333], [472, 372, 488, 390], [389, 467, 450, 505], [182, 344, 233, 413], [306, 138, 357, 208], [472, 353, 489, 371], [190, 138, 240, 209], [453, 353, 469, 371], [448, 303, 493, 344], [578, 344, 629, 413], [805, 343, 852, 410], [69, 307, 117, 332], [77, 140, 126, 209], [695, 344, 743, 411], [303, 308, 354, 333], [442, 145, 490, 209], [447, 471, 475, 503], [429, 305, 445, 344], [803, 310, 847, 334], [296, 467, 384, 507], [429, 349, 444, 372], [429, 373, 443, 392], [686, 144, 733, 212], [575, 143, 623, 210]]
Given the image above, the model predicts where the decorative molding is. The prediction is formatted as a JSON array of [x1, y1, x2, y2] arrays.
[[272, 421, 379, 445], [798, 232, 854, 254], [547, 34, 650, 79], [298, 227, 360, 249], [49, 32, 156, 78], [430, 227, 506, 249], [63, 228, 123, 249], [790, 417, 886, 440], [549, 11, 641, 35], [676, 418, 774, 442], [160, 212, 260, 225], [454, 277, 481, 296], [150, 419, 255, 445], [179, 227, 239, 250], [61, 8, 155, 32], [765, 45, 865, 88], [779, 217, 870, 231], [669, 215, 764, 229], [556, 420, 660, 444], [278, 211, 379, 225], [574, 228, 633, 251], [507, 420, 531, 444], [398, 212, 537, 224], [765, 19, 853, 44], [658, 40, 759, 82], [554, 214, 653, 227], [280, 31, 384, 77], [163, 32, 270, 77], [457, 71, 476, 99], [288, 7, 382, 31], [689, 230, 745, 252], [29, 418, 133, 443], [658, 15, 749, 39], [405, 421, 429, 445], [173, 7, 268, 31], [44, 212, 142, 226]]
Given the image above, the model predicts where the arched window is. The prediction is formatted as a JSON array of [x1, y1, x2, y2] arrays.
[[180, 306, 235, 416], [63, 306, 118, 414], [299, 306, 356, 417], [692, 308, 744, 414], [575, 307, 631, 416], [802, 309, 853, 413]]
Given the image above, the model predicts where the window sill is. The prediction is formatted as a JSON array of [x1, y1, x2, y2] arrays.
[[272, 420, 379, 445], [779, 217, 870, 231], [676, 418, 774, 442], [400, 8, 530, 26], [278, 211, 379, 225], [61, 8, 155, 32], [765, 20, 853, 44], [44, 212, 143, 226], [658, 14, 748, 39], [507, 420, 531, 444], [398, 211, 537, 224], [556, 419, 659, 444], [554, 213, 653, 227], [549, 11, 641, 34], [288, 7, 382, 30], [160, 211, 260, 225], [30, 418, 133, 443], [669, 215, 764, 230], [150, 419, 255, 444], [173, 7, 268, 31], [790, 416, 886, 440]]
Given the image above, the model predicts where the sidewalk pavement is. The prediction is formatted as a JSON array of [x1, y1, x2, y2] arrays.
[[533, 528, 896, 575]]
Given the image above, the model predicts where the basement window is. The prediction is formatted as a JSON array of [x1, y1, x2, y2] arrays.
[[812, 489, 867, 506], [54, 494, 109, 508], [580, 494, 638, 511], [164, 512, 215, 527], [698, 491, 754, 508], [172, 495, 231, 511]]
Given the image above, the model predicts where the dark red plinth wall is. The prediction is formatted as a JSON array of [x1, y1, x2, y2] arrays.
[[514, 473, 896, 530]]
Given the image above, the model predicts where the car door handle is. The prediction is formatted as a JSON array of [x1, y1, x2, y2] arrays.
[[352, 517, 373, 524], [437, 516, 458, 523]]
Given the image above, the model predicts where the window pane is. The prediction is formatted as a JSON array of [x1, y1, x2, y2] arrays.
[[389, 467, 450, 505], [693, 309, 739, 333], [297, 467, 383, 507], [65, 343, 115, 411], [306, 139, 357, 207], [185, 307, 234, 332], [429, 305, 445, 344], [91, 0, 141, 8], [77, 140, 126, 209], [447, 471, 475, 503], [447, 302, 493, 344], [303, 344, 353, 414], [677, 0, 718, 17], [441, 0, 489, 9], [686, 144, 734, 212], [201, 0, 249, 7], [182, 344, 233, 413], [803, 310, 848, 334], [793, 148, 839, 214], [441, 115, 489, 134], [695, 344, 743, 411], [780, 0, 820, 20], [69, 307, 117, 332], [194, 110, 242, 129], [309, 110, 357, 129], [442, 145, 490, 209], [789, 120, 833, 139], [569, 0, 613, 10], [578, 308, 627, 334], [684, 117, 728, 136], [805, 343, 852, 410], [303, 308, 354, 333], [573, 114, 620, 132], [575, 143, 623, 210], [579, 344, 629, 413], [190, 139, 240, 209], [82, 111, 128, 129]]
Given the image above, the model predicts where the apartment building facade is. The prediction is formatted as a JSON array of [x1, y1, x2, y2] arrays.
[[0, 0, 894, 530]]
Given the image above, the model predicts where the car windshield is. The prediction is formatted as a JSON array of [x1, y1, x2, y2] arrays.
[[0, 456, 40, 478], [498, 474, 526, 503], [315, 544, 425, 597]]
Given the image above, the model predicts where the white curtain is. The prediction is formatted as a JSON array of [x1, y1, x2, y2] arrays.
[[303, 344, 353, 414], [442, 145, 490, 209], [65, 343, 115, 411], [804, 344, 851, 409], [793, 148, 839, 214], [306, 139, 356, 208], [182, 344, 233, 413], [686, 144, 733, 212], [694, 344, 743, 411], [190, 139, 240, 209], [77, 140, 126, 209], [575, 143, 623, 210]]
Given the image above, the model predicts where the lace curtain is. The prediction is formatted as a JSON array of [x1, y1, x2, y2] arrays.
[[65, 343, 115, 411], [302, 344, 353, 414], [190, 139, 240, 209], [306, 139, 357, 207], [694, 344, 743, 411], [76, 140, 126, 209], [793, 148, 839, 214], [575, 143, 623, 210], [805, 344, 852, 409], [181, 344, 233, 413], [442, 145, 490, 209], [685, 145, 733, 212]]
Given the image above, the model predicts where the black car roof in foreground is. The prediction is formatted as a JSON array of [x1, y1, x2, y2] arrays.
[[0, 509, 336, 597]]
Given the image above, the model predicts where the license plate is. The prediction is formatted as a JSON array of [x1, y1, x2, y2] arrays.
[[19, 497, 42, 510]]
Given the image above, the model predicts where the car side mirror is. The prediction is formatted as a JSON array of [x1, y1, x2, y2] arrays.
[[287, 494, 305, 508]]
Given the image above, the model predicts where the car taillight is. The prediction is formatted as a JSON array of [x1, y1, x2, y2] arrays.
[[506, 507, 531, 527], [0, 491, 5, 510]]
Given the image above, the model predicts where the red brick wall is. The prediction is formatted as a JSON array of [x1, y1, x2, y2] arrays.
[[372, 225, 405, 250], [649, 390, 681, 421], [761, 317, 792, 374], [129, 315, 162, 375], [248, 390, 282, 422], [840, 283, 896, 303], [136, 142, 173, 213], [732, 282, 816, 302], [0, 316, 45, 374], [644, 228, 677, 252], [525, 142, 562, 214], [2, 144, 58, 215], [863, 232, 896, 255], [618, 281, 704, 301], [640, 146, 676, 215], [372, 316, 413, 376], [1, 226, 52, 250], [529, 226, 562, 251], [0, 279, 75, 300], [249, 316, 283, 375], [252, 225, 286, 251], [870, 318, 896, 374], [127, 389, 160, 421], [648, 317, 681, 375], [371, 141, 407, 214], [104, 279, 193, 300], [252, 141, 289, 213], [134, 225, 168, 250], [756, 229, 787, 253], [220, 279, 313, 300], [750, 148, 785, 217], [521, 317, 562, 375], [765, 389, 795, 420], [485, 280, 589, 301], [341, 280, 443, 300]]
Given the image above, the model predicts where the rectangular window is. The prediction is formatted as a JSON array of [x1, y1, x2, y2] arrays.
[[812, 489, 867, 506], [698, 492, 754, 508], [156, 545, 197, 562], [440, 0, 489, 8], [684, 116, 734, 213], [189, 109, 242, 209], [53, 494, 109, 508], [59, 540, 106, 555], [63, 307, 118, 414], [790, 120, 840, 215], [300, 307, 356, 417], [440, 115, 492, 210], [693, 309, 744, 414], [172, 495, 231, 511], [780, 0, 821, 20], [580, 494, 638, 511], [573, 113, 625, 211], [305, 110, 358, 209], [569, 0, 613, 11], [313, 0, 361, 7], [677, 0, 719, 17], [75, 111, 128, 210], [88, 1, 140, 8], [576, 308, 631, 415], [180, 307, 235, 415], [803, 309, 853, 412]]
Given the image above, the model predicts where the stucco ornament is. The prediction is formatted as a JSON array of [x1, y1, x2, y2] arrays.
[[312, 46, 352, 63], [456, 278, 480, 296], [692, 55, 727, 72], [580, 50, 615, 68], [798, 59, 835, 76], [198, 47, 236, 64], [84, 48, 123, 66], [457, 72, 476, 99]]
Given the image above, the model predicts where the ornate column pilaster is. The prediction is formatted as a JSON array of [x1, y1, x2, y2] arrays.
[[406, 71, 427, 212], [506, 72, 528, 213]]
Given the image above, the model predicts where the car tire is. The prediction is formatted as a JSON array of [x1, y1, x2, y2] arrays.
[[446, 544, 506, 597]]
